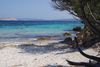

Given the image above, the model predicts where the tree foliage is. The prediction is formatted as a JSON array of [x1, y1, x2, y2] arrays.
[[52, 0, 100, 47], [52, 0, 100, 34]]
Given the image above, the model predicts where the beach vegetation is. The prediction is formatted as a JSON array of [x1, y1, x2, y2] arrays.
[[73, 26, 82, 32], [63, 32, 71, 36]]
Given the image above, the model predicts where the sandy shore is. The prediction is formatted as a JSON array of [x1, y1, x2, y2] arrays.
[[0, 39, 98, 67]]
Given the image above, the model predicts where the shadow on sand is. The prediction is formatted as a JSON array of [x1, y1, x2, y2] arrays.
[[41, 64, 68, 67], [17, 42, 77, 54]]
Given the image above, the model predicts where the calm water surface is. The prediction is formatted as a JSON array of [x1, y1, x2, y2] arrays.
[[0, 21, 83, 39]]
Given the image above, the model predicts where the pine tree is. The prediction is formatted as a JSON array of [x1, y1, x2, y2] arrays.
[[52, 0, 100, 47]]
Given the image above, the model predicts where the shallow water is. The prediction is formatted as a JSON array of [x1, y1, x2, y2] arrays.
[[0, 21, 83, 39]]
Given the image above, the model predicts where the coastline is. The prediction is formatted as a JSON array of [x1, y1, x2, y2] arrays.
[[0, 30, 76, 43], [0, 21, 85, 67]]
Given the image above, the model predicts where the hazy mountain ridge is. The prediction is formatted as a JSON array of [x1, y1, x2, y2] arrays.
[[0, 18, 17, 20]]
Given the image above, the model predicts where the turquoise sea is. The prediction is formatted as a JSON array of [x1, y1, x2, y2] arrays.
[[0, 21, 83, 39]]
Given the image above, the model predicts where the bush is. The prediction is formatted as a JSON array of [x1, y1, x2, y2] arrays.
[[73, 26, 82, 32], [63, 32, 71, 36]]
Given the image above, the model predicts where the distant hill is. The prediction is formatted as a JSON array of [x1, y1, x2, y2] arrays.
[[0, 18, 17, 21]]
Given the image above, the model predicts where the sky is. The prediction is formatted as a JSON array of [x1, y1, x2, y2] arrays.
[[0, 0, 74, 20]]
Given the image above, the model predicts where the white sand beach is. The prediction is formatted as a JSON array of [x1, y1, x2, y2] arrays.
[[0, 39, 98, 67]]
